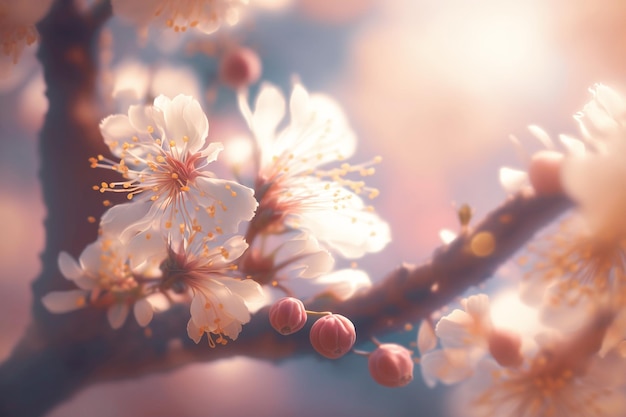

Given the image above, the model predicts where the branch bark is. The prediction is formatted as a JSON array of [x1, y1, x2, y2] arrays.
[[0, 1, 573, 416]]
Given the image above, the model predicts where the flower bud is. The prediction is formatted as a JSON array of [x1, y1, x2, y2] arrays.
[[309, 314, 356, 359], [269, 297, 307, 335], [368, 343, 414, 388], [528, 150, 563, 196], [218, 47, 262, 89], [488, 328, 523, 368]]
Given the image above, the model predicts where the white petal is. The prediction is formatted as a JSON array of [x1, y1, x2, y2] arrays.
[[499, 167, 528, 194], [226, 278, 267, 312], [202, 141, 224, 165], [237, 89, 254, 128], [133, 298, 154, 327], [297, 205, 391, 259], [99, 114, 136, 157], [527, 124, 554, 149], [558, 134, 586, 157], [220, 319, 243, 340], [156, 94, 208, 154], [107, 303, 130, 329], [58, 251, 82, 280], [297, 248, 335, 279], [190, 292, 217, 329], [310, 269, 371, 300], [594, 84, 626, 121], [220, 235, 250, 263], [79, 239, 106, 273], [417, 320, 437, 354], [187, 318, 203, 344], [419, 349, 475, 387], [439, 228, 457, 245], [126, 229, 167, 272], [252, 83, 286, 146], [289, 83, 310, 126], [100, 201, 153, 243], [435, 309, 474, 348], [195, 177, 258, 233], [463, 293, 491, 321], [41, 290, 88, 313]]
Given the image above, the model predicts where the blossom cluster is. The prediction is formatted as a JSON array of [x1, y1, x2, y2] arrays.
[[43, 83, 391, 348], [414, 84, 626, 416]]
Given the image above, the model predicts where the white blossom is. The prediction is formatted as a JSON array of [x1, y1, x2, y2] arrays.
[[42, 234, 166, 328], [239, 82, 391, 258], [111, 0, 247, 35], [162, 233, 265, 346], [419, 294, 494, 387], [94, 94, 257, 245], [0, 0, 52, 74]]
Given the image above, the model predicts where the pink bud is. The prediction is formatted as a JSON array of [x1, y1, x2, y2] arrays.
[[528, 150, 563, 196], [309, 314, 356, 359], [368, 343, 414, 387], [218, 47, 262, 89], [488, 328, 523, 368], [269, 297, 307, 335]]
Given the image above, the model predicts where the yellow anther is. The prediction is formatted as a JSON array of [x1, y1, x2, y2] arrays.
[[147, 125, 154, 133]]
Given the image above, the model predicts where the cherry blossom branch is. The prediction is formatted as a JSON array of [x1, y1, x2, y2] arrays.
[[0, 0, 573, 416]]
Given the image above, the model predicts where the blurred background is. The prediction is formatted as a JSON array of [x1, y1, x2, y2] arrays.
[[2, 0, 626, 415]]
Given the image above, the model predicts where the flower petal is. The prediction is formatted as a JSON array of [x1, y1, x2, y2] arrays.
[[133, 298, 154, 327], [417, 320, 437, 355], [499, 167, 528, 194], [41, 290, 88, 313], [195, 177, 258, 233], [107, 303, 130, 329], [187, 318, 203, 344], [58, 251, 82, 280], [100, 201, 153, 243]]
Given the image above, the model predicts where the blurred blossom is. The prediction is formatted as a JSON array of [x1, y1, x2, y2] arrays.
[[0, 0, 52, 76], [109, 60, 202, 110], [111, 0, 247, 35]]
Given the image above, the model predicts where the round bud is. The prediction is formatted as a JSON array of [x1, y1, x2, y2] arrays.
[[528, 150, 563, 196], [269, 297, 307, 335], [488, 328, 523, 368], [368, 343, 414, 387], [309, 314, 356, 359], [218, 47, 262, 89]]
